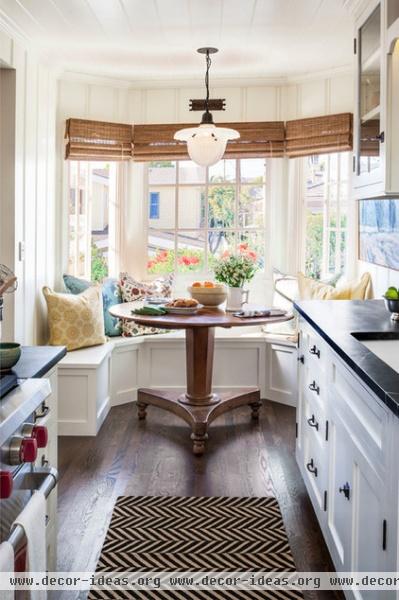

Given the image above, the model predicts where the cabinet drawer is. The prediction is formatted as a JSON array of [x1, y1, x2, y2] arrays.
[[302, 427, 328, 514], [300, 322, 328, 374], [303, 393, 329, 449]]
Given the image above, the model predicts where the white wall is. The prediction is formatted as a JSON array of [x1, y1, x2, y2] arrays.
[[0, 24, 57, 345], [56, 70, 355, 291]]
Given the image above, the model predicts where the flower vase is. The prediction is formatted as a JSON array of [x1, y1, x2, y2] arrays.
[[225, 287, 249, 312]]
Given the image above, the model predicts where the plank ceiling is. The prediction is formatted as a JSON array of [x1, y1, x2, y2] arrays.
[[0, 0, 353, 80]]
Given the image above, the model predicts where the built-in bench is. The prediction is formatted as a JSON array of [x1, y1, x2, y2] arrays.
[[57, 328, 298, 436]]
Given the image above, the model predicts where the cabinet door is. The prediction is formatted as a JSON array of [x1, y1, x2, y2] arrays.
[[327, 416, 353, 571], [351, 445, 393, 600]]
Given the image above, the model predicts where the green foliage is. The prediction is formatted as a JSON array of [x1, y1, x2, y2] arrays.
[[305, 213, 323, 279], [91, 243, 108, 282], [208, 185, 235, 227], [213, 253, 258, 288]]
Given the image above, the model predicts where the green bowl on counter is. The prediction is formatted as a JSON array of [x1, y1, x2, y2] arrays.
[[0, 342, 21, 372]]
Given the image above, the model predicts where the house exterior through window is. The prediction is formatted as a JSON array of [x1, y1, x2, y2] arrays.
[[146, 158, 267, 275], [303, 152, 350, 280]]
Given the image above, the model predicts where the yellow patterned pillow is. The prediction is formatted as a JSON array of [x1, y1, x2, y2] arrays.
[[43, 286, 106, 351]]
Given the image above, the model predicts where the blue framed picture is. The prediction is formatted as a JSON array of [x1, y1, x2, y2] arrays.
[[358, 198, 399, 271]]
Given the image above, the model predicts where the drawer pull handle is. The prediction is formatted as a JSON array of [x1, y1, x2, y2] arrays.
[[298, 355, 305, 364], [309, 381, 320, 395], [306, 459, 318, 477], [339, 482, 350, 501], [35, 403, 50, 421], [309, 345, 320, 358], [307, 414, 319, 430]]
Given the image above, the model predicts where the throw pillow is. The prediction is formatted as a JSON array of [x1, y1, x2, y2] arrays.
[[119, 273, 174, 337], [63, 274, 122, 337], [43, 286, 106, 351], [298, 271, 373, 300]]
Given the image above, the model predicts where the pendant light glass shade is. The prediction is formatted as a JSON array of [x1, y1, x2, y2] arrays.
[[174, 48, 240, 167], [174, 123, 240, 167]]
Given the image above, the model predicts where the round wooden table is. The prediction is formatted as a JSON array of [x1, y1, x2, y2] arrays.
[[109, 303, 292, 455]]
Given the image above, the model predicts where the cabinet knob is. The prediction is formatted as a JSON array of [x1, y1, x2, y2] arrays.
[[306, 458, 318, 477], [309, 345, 320, 358], [307, 414, 319, 431], [339, 482, 350, 501], [309, 381, 320, 395]]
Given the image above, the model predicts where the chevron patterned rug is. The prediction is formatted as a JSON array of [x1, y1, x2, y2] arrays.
[[89, 496, 303, 599]]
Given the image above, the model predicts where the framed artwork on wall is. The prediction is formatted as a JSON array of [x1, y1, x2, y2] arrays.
[[358, 198, 399, 271]]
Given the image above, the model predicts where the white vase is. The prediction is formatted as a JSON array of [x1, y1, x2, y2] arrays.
[[225, 287, 249, 312]]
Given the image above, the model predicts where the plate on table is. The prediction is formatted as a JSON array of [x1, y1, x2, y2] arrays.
[[163, 304, 204, 315]]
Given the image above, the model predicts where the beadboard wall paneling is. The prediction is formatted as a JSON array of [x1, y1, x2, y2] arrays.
[[0, 27, 57, 345]]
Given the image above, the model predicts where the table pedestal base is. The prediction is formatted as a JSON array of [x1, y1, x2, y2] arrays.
[[137, 387, 261, 455]]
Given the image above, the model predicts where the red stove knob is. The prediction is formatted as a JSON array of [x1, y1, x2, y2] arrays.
[[31, 425, 48, 448], [20, 438, 37, 463], [0, 471, 13, 499]]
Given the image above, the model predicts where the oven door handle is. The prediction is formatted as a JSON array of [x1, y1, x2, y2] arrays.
[[6, 467, 58, 551]]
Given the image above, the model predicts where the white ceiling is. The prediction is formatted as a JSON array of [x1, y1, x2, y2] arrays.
[[0, 0, 354, 82]]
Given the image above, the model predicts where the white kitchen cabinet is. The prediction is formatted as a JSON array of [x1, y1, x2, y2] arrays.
[[296, 318, 397, 599], [353, 0, 399, 196]]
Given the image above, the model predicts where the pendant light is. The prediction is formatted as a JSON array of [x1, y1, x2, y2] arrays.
[[174, 48, 240, 167]]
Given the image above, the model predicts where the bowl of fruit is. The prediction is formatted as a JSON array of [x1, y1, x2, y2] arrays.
[[188, 281, 227, 307], [383, 287, 399, 321]]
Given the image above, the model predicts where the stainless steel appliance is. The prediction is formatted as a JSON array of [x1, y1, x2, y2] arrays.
[[0, 378, 58, 576]]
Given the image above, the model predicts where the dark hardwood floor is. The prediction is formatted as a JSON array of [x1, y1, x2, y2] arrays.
[[57, 400, 343, 599]]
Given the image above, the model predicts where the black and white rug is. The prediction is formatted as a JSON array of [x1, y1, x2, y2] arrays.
[[89, 496, 303, 599]]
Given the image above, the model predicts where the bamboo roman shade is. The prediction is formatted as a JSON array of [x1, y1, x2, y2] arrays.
[[132, 121, 285, 161], [65, 113, 353, 161], [285, 113, 353, 157], [65, 118, 133, 160]]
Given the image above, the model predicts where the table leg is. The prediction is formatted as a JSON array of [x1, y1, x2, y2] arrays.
[[136, 325, 261, 455]]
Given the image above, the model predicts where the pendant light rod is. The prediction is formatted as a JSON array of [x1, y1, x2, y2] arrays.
[[197, 47, 218, 125]]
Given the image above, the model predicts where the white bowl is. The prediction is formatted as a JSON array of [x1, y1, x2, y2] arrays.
[[188, 285, 227, 307]]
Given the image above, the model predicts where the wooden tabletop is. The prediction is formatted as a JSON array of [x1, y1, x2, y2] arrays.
[[109, 302, 293, 330]]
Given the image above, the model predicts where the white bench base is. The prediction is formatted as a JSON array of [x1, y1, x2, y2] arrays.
[[58, 328, 298, 436]]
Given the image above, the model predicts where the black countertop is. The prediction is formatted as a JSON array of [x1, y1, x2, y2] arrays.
[[294, 299, 399, 416], [12, 346, 67, 379]]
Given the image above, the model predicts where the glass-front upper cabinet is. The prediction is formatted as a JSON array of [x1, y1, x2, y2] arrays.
[[357, 4, 382, 178]]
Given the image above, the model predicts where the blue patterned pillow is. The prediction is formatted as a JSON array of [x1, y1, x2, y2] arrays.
[[63, 274, 122, 337]]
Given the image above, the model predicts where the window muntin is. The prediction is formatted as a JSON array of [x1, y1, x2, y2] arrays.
[[303, 153, 350, 279], [67, 161, 118, 281], [146, 158, 267, 275]]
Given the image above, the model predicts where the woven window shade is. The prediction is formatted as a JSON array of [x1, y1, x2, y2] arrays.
[[285, 113, 353, 157], [65, 118, 133, 160], [133, 121, 285, 161]]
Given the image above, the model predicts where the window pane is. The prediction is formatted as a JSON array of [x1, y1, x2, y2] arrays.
[[239, 185, 265, 228], [91, 163, 111, 281], [240, 159, 266, 183], [305, 206, 324, 279], [149, 161, 176, 184], [147, 230, 175, 274], [208, 184, 235, 228], [328, 230, 336, 273], [207, 231, 236, 271], [148, 186, 175, 228], [179, 161, 206, 184], [178, 186, 206, 229], [209, 159, 236, 183], [177, 231, 205, 273], [237, 231, 265, 269]]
